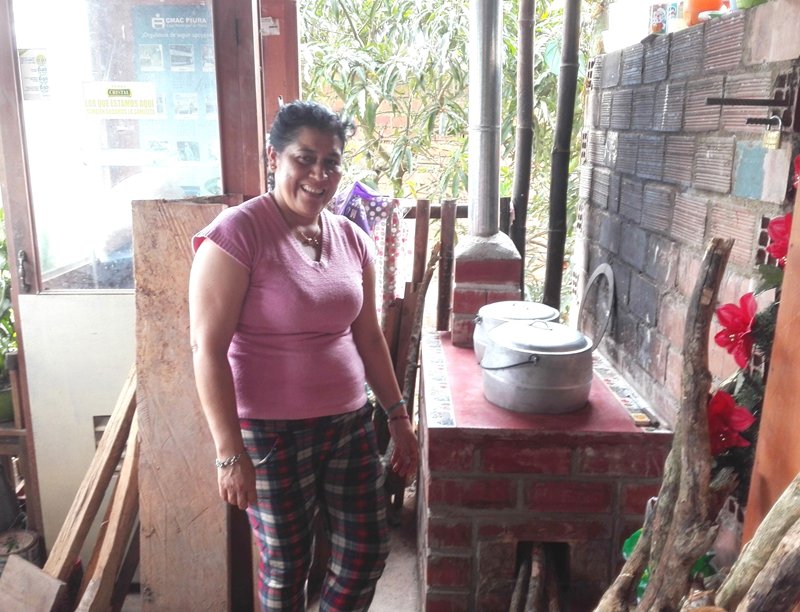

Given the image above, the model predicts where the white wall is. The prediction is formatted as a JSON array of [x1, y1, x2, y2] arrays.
[[19, 293, 135, 552]]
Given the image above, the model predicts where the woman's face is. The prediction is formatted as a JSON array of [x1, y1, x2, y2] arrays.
[[268, 127, 344, 222]]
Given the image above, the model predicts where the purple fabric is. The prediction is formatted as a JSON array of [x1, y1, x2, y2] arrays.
[[331, 181, 392, 234]]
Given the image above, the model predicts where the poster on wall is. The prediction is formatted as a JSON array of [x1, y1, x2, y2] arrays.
[[18, 48, 49, 100], [132, 4, 221, 196]]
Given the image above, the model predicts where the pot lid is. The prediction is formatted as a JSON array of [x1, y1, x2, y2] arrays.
[[477, 300, 559, 323], [487, 320, 590, 354], [577, 263, 615, 351]]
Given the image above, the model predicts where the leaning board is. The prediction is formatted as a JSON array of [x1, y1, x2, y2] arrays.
[[133, 198, 236, 610]]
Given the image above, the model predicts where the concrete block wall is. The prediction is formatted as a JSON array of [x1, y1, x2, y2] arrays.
[[578, 3, 799, 426]]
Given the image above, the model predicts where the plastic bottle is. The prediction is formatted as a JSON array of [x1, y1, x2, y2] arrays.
[[684, 0, 722, 25]]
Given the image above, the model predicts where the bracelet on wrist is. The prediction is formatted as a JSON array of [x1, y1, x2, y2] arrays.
[[215, 452, 244, 469], [385, 399, 407, 417], [389, 413, 409, 422]]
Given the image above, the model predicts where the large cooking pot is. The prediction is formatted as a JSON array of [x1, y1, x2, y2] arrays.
[[473, 300, 560, 362], [481, 321, 595, 414], [479, 264, 615, 414]]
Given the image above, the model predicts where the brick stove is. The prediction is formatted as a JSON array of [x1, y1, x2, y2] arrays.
[[417, 332, 673, 611]]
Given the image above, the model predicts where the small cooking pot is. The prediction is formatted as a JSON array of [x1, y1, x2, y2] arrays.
[[473, 300, 560, 362], [481, 320, 595, 414]]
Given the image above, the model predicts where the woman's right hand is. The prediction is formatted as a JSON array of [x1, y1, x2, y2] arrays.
[[217, 454, 257, 510]]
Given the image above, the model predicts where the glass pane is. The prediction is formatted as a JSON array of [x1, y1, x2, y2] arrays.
[[13, 0, 222, 290]]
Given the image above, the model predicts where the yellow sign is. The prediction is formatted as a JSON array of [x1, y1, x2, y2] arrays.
[[83, 81, 158, 119]]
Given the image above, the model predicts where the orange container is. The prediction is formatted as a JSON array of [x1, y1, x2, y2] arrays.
[[684, 0, 722, 25]]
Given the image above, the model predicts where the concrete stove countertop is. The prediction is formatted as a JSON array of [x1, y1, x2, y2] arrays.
[[420, 331, 668, 436]]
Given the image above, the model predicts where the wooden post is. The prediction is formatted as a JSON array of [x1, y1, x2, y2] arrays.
[[595, 238, 736, 611], [437, 199, 457, 331], [637, 238, 735, 610], [412, 200, 430, 283]]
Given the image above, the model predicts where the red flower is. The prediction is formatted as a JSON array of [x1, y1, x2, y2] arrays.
[[714, 292, 757, 369], [707, 390, 756, 456], [765, 212, 793, 268]]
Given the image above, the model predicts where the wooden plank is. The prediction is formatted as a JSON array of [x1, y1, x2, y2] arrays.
[[133, 198, 237, 610], [744, 189, 800, 542], [403, 203, 468, 219], [412, 199, 430, 283], [76, 418, 140, 612], [393, 283, 419, 385], [110, 524, 139, 612], [437, 199, 457, 331], [43, 366, 136, 582], [382, 298, 403, 364], [0, 555, 66, 612]]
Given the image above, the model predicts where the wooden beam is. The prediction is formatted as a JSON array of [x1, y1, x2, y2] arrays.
[[75, 417, 140, 612], [260, 0, 300, 127], [43, 366, 136, 582], [214, 0, 266, 197], [110, 524, 139, 612], [403, 202, 468, 220]]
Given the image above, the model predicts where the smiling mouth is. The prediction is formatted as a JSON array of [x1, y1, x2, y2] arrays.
[[301, 185, 324, 196]]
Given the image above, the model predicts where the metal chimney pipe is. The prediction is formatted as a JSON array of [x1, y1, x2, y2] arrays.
[[468, 0, 502, 237]]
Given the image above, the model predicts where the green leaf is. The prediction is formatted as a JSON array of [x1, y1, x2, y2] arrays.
[[755, 264, 784, 293]]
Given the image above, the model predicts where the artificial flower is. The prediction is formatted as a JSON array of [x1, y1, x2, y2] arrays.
[[707, 390, 756, 456], [766, 212, 793, 268], [793, 154, 800, 190], [714, 292, 756, 369]]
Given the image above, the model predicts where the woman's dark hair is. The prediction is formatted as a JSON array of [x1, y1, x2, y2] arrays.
[[268, 100, 355, 153]]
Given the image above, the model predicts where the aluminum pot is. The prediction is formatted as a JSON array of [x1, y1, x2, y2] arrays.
[[480, 320, 594, 414], [473, 300, 560, 362]]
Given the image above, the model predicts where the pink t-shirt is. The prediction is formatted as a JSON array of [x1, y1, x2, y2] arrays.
[[193, 194, 376, 420]]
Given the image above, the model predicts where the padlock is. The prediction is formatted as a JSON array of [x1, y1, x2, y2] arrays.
[[763, 115, 783, 150]]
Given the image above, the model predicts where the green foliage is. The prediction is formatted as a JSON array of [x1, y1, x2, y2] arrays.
[[755, 263, 784, 293], [300, 0, 470, 197], [299, 0, 603, 295], [0, 207, 16, 384], [752, 301, 779, 354], [622, 528, 717, 601]]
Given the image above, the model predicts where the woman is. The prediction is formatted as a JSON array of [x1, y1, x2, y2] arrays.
[[189, 100, 419, 611]]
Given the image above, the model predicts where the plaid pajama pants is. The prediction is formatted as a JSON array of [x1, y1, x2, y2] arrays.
[[241, 403, 390, 611]]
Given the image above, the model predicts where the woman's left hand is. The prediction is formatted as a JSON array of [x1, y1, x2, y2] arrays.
[[388, 417, 419, 479]]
